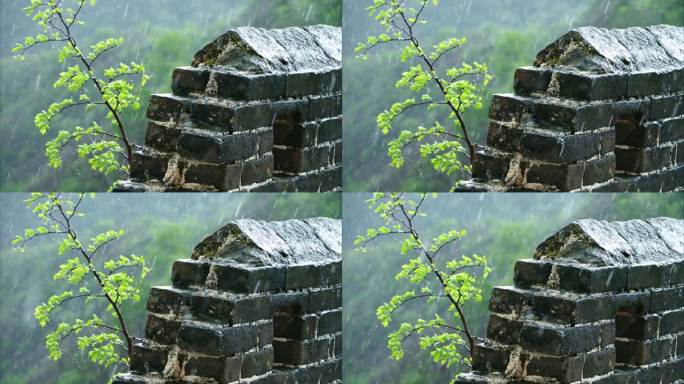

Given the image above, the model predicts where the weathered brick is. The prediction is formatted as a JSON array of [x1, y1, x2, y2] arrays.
[[616, 145, 673, 173], [513, 67, 551, 96], [525, 161, 584, 190], [274, 145, 331, 173], [213, 264, 285, 294], [144, 121, 182, 152], [213, 71, 285, 101], [513, 259, 551, 288], [583, 154, 616, 186], [241, 348, 274, 378], [171, 259, 210, 288], [555, 264, 627, 293], [273, 338, 331, 365], [171, 67, 210, 96], [519, 131, 601, 162], [178, 129, 259, 163], [241, 154, 274, 186], [317, 309, 342, 335], [130, 149, 170, 181]]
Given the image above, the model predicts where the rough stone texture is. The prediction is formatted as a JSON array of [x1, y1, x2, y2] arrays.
[[114, 25, 342, 192], [112, 218, 342, 384], [455, 217, 684, 384], [456, 25, 684, 192]]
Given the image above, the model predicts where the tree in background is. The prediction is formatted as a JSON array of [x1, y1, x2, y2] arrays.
[[13, 0, 149, 184], [12, 193, 149, 379], [355, 193, 491, 382], [356, 0, 492, 187]]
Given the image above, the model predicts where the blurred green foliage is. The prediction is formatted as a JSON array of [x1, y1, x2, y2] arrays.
[[0, 193, 340, 383], [0, 0, 340, 191], [343, 193, 683, 383]]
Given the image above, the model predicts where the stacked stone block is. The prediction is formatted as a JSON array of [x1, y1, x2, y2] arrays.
[[113, 218, 342, 384], [114, 25, 342, 192], [458, 25, 683, 192], [455, 217, 684, 384]]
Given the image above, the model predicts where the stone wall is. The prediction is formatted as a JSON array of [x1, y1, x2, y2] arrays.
[[457, 25, 683, 192], [113, 218, 342, 384], [456, 217, 684, 383], [114, 25, 342, 192]]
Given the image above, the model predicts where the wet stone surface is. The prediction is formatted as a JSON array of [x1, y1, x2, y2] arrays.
[[115, 25, 342, 193], [455, 217, 684, 384], [457, 25, 684, 193], [113, 218, 342, 384]]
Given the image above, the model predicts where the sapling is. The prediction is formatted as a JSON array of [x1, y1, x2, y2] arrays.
[[13, 0, 150, 181], [355, 193, 491, 381], [356, 0, 493, 186], [12, 193, 149, 376]]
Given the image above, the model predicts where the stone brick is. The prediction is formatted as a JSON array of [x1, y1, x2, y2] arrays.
[[317, 309, 342, 335], [241, 348, 274, 378], [273, 145, 333, 173], [650, 93, 684, 120], [213, 264, 285, 293], [486, 122, 523, 153], [583, 347, 616, 379], [147, 286, 189, 314], [308, 93, 342, 120], [258, 322, 274, 348], [659, 117, 684, 143], [472, 343, 510, 374], [183, 354, 229, 382], [171, 66, 210, 96], [616, 145, 673, 173], [486, 314, 521, 345], [273, 120, 317, 148], [583, 154, 616, 186], [171, 259, 210, 288], [183, 161, 242, 191], [628, 71, 667, 98], [627, 263, 672, 290], [525, 161, 584, 190], [518, 323, 601, 355], [177, 322, 257, 355], [285, 264, 322, 290], [273, 338, 331, 365], [616, 120, 660, 148], [615, 338, 674, 366], [147, 94, 191, 122], [513, 67, 551, 96], [615, 312, 660, 340], [144, 121, 182, 152], [525, 354, 584, 384], [130, 341, 169, 374], [319, 357, 342, 383], [650, 286, 684, 312], [317, 116, 343, 144], [555, 71, 628, 101], [308, 286, 342, 312], [177, 129, 258, 163], [513, 259, 551, 288], [600, 128, 616, 155], [518, 130, 601, 162], [130, 149, 170, 181], [241, 154, 274, 186], [274, 313, 317, 340], [285, 71, 331, 98], [144, 313, 180, 345], [189, 291, 272, 324], [555, 264, 627, 293], [213, 71, 286, 101], [660, 309, 684, 335], [472, 149, 513, 181]]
